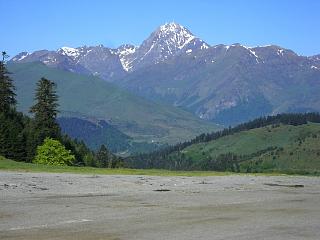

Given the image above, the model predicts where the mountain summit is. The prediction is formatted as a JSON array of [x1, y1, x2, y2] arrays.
[[124, 22, 209, 70]]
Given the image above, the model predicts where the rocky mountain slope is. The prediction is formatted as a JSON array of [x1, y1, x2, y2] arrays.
[[119, 43, 320, 125]]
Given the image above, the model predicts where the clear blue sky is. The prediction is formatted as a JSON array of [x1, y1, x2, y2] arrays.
[[2, 0, 320, 57]]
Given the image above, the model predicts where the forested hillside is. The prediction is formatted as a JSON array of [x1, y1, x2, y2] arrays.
[[58, 117, 160, 154], [127, 113, 320, 174]]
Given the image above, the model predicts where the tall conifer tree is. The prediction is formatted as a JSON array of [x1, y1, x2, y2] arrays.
[[30, 77, 60, 139], [0, 52, 16, 113], [27, 78, 60, 160], [0, 52, 26, 160]]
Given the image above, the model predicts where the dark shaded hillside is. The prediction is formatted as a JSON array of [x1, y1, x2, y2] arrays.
[[58, 117, 131, 152], [58, 117, 160, 154]]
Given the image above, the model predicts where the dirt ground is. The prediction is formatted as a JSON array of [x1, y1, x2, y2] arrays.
[[1, 171, 320, 240]]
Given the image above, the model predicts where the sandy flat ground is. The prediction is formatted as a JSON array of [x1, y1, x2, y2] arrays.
[[0, 171, 320, 240]]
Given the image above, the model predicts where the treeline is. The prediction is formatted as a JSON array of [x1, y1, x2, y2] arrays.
[[0, 52, 122, 168], [126, 112, 320, 169]]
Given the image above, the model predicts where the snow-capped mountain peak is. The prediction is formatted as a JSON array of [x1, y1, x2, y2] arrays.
[[159, 22, 182, 31], [155, 22, 196, 49], [125, 22, 209, 69]]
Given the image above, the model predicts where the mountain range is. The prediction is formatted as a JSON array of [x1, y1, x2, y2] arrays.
[[10, 22, 320, 125]]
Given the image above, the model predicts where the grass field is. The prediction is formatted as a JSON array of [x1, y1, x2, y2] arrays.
[[0, 156, 234, 177]]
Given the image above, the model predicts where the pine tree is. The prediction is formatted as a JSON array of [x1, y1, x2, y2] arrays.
[[27, 78, 61, 160], [30, 77, 60, 136], [95, 145, 109, 168], [0, 54, 27, 160], [30, 78, 60, 138], [0, 52, 16, 113], [0, 111, 27, 160]]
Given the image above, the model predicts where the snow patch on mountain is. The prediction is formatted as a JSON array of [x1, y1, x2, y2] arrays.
[[116, 45, 138, 71], [200, 42, 209, 49], [277, 49, 284, 56], [58, 47, 80, 59], [12, 52, 30, 61], [241, 45, 260, 63], [43, 56, 57, 64]]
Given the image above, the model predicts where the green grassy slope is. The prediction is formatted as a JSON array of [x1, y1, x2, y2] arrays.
[[171, 123, 320, 173], [8, 62, 218, 144]]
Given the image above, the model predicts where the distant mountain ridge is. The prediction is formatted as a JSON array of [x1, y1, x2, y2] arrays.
[[11, 22, 320, 125], [116, 43, 320, 124], [10, 22, 210, 78], [11, 22, 319, 77]]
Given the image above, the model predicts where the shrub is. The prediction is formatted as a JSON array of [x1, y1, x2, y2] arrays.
[[33, 138, 75, 166]]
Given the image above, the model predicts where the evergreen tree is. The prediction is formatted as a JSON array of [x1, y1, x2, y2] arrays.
[[0, 52, 16, 113], [30, 77, 60, 138], [0, 111, 27, 160], [95, 145, 109, 168], [27, 78, 61, 160], [60, 135, 94, 166], [0, 54, 27, 160]]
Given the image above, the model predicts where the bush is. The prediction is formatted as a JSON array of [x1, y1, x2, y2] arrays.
[[33, 138, 75, 166]]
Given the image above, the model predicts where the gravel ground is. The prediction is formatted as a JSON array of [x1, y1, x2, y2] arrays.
[[0, 171, 320, 240]]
